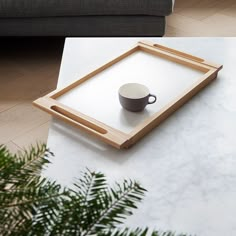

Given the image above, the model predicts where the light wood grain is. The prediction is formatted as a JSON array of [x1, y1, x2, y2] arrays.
[[0, 38, 63, 150], [0, 102, 51, 144], [33, 41, 222, 149], [33, 98, 131, 149], [13, 122, 50, 149], [4, 141, 22, 154], [166, 0, 236, 36]]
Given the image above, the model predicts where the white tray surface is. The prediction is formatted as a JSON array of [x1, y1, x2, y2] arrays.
[[57, 50, 204, 133]]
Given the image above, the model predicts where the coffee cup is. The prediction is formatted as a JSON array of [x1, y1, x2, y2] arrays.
[[118, 83, 157, 112]]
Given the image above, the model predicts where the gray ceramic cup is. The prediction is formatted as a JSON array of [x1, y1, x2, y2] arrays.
[[119, 83, 157, 112]]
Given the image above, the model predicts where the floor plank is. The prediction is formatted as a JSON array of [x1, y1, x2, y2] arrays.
[[166, 0, 236, 36], [0, 38, 64, 149], [13, 122, 50, 149], [3, 141, 22, 154], [0, 102, 51, 144], [202, 14, 236, 35]]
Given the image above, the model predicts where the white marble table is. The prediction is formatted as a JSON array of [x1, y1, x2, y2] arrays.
[[44, 38, 236, 236]]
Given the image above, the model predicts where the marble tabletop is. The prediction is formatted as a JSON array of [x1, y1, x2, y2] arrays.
[[44, 38, 236, 236]]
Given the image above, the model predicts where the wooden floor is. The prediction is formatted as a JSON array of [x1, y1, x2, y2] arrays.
[[0, 38, 64, 153], [166, 0, 236, 36], [1, 0, 236, 153]]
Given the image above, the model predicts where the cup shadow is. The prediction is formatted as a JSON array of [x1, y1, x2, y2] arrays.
[[119, 107, 152, 129]]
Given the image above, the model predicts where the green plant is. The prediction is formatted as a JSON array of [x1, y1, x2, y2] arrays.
[[0, 144, 190, 236]]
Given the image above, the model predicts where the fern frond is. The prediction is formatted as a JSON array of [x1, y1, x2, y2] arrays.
[[98, 227, 148, 236], [0, 144, 55, 235], [0, 144, 193, 236], [75, 169, 107, 202], [0, 145, 17, 189], [46, 170, 108, 235], [0, 144, 50, 189], [0, 176, 67, 236], [81, 179, 146, 235]]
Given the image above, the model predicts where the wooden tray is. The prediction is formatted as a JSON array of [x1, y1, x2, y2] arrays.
[[33, 41, 223, 149]]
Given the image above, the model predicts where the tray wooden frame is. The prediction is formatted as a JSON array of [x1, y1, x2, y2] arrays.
[[33, 41, 223, 149]]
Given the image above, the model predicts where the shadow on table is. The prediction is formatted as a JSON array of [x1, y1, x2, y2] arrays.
[[49, 73, 223, 164]]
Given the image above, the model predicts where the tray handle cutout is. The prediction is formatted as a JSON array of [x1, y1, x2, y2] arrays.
[[33, 96, 132, 149], [51, 105, 107, 135]]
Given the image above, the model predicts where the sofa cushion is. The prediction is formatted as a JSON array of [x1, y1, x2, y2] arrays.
[[0, 16, 166, 36], [0, 0, 173, 18]]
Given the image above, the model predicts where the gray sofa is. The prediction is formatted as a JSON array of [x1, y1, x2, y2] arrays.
[[0, 0, 173, 36]]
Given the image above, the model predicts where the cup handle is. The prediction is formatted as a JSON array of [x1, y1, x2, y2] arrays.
[[148, 94, 157, 104]]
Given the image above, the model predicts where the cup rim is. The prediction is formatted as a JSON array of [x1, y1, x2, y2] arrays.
[[119, 83, 150, 99]]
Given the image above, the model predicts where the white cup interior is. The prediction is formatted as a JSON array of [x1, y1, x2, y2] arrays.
[[119, 83, 149, 99]]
